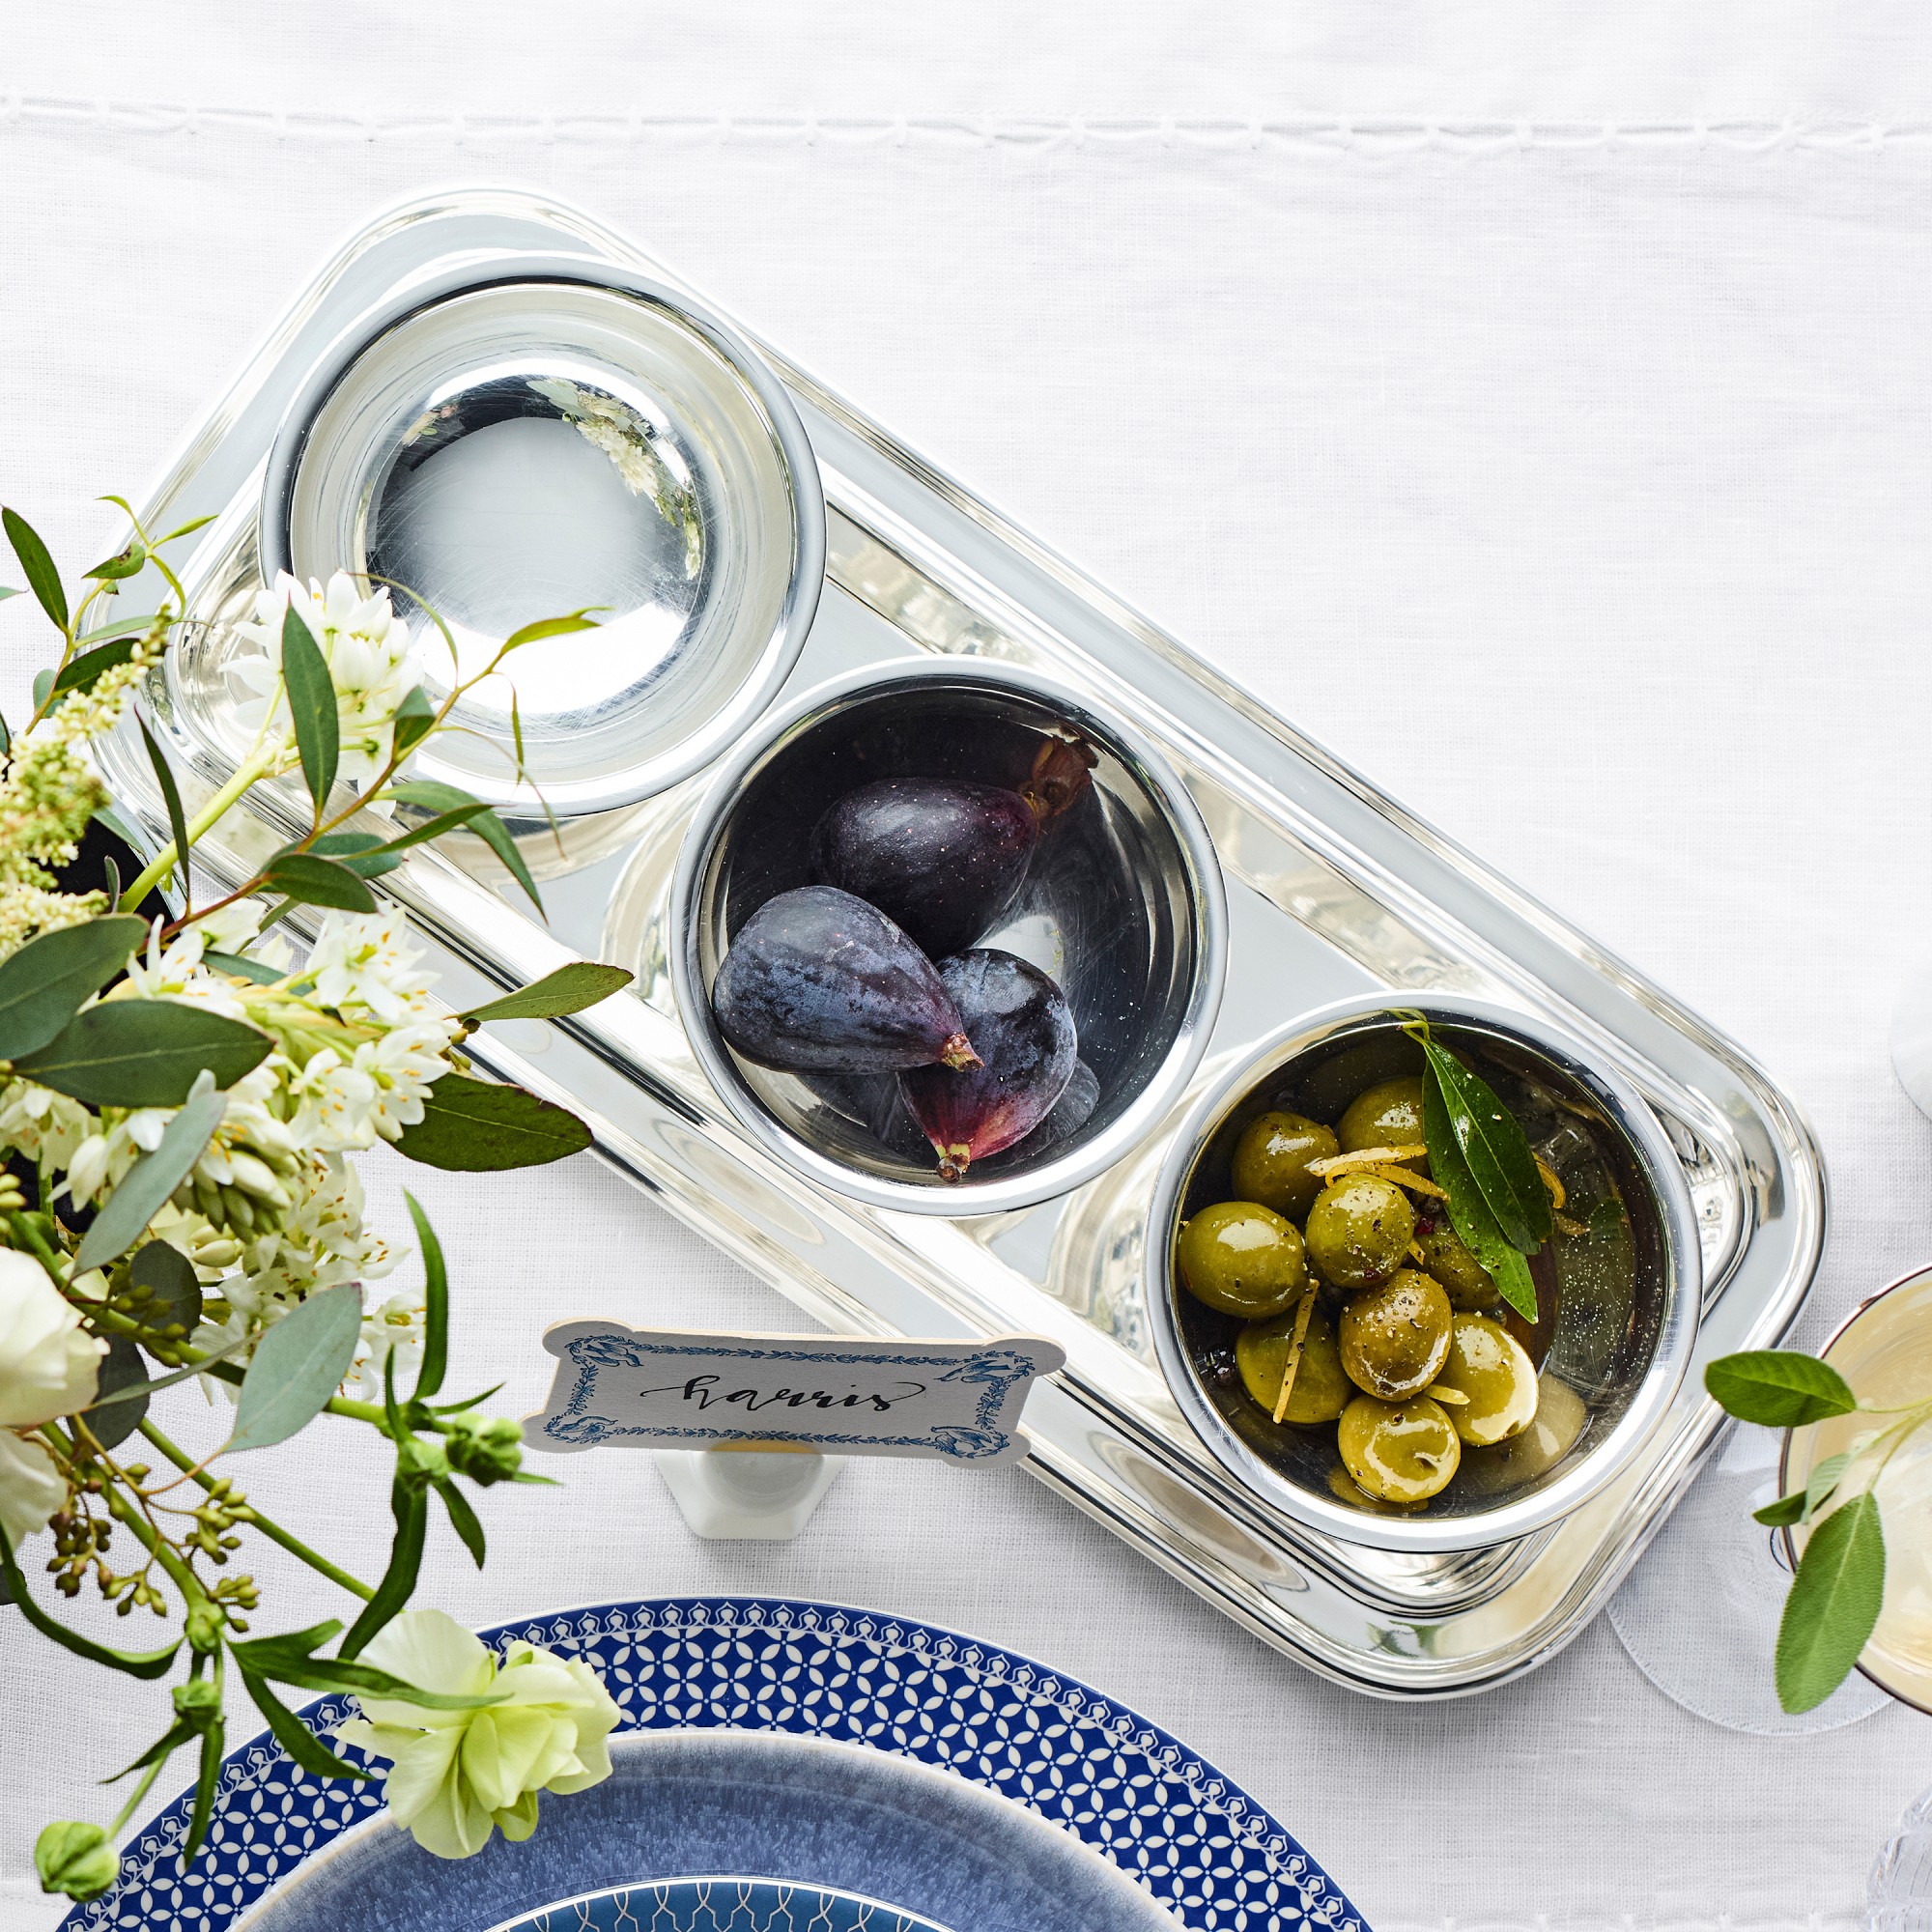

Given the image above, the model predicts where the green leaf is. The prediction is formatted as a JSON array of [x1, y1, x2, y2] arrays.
[[390, 683, 435, 760], [0, 913, 146, 1059], [72, 609, 164, 648], [368, 803, 493, 858], [1422, 1067, 1538, 1320], [14, 999, 271, 1107], [1754, 1489, 1808, 1527], [1776, 1490, 1886, 1713], [87, 1335, 152, 1449], [405, 1193, 447, 1402], [229, 1622, 508, 1710], [261, 848, 378, 915], [1414, 1036, 1551, 1250], [0, 1525, 181, 1677], [128, 1238, 203, 1344], [384, 780, 541, 913], [100, 1716, 195, 1784], [434, 1478, 487, 1567], [202, 949, 286, 986], [155, 513, 216, 545], [31, 668, 53, 713], [75, 1337, 249, 1415], [280, 604, 339, 813], [393, 1072, 592, 1171], [137, 715, 191, 908], [182, 1708, 225, 1868], [241, 1672, 374, 1782], [73, 1073, 226, 1273], [226, 1282, 363, 1453], [52, 636, 135, 697], [1804, 1450, 1854, 1523], [85, 540, 146, 582], [309, 832, 403, 881], [338, 1480, 428, 1661], [0, 708, 10, 756], [499, 609, 602, 651], [4, 507, 67, 630], [464, 962, 634, 1025], [1705, 1350, 1859, 1429]]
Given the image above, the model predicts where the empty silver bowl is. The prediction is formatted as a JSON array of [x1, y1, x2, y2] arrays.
[[248, 251, 823, 817], [668, 658, 1228, 1215], [1146, 995, 1702, 1552]]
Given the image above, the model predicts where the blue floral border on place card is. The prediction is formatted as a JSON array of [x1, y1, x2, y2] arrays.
[[545, 1336, 1044, 1460], [58, 1596, 1370, 1932]]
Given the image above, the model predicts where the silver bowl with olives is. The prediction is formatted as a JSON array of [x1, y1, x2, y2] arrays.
[[1146, 995, 1703, 1551]]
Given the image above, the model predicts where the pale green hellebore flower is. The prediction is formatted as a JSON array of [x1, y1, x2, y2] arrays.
[[335, 1608, 620, 1859]]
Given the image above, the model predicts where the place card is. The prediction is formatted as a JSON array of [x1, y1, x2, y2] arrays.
[[524, 1322, 1066, 1465]]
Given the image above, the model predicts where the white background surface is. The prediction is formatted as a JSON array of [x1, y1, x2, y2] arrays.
[[3, 7, 1930, 1927]]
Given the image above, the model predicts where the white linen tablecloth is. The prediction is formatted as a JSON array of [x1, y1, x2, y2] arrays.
[[3, 7, 1930, 1925]]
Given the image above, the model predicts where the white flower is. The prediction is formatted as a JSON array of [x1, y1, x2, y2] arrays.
[[233, 571, 423, 785], [340, 1289, 426, 1403], [351, 1025, 452, 1142], [116, 924, 249, 1018], [336, 1610, 620, 1859], [305, 910, 445, 1029], [0, 1429, 66, 1547], [0, 1081, 92, 1174], [0, 1249, 102, 1429]]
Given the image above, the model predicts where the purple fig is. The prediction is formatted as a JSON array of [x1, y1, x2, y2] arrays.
[[810, 738, 1096, 959], [899, 949, 1077, 1180], [712, 886, 980, 1075]]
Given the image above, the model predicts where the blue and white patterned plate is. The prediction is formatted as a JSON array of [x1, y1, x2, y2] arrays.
[[60, 1596, 1369, 1932], [489, 1876, 948, 1932]]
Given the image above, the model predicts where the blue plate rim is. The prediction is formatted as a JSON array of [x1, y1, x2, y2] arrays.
[[482, 1873, 956, 1932], [58, 1593, 1371, 1932]]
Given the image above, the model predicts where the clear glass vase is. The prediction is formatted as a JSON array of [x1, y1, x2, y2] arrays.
[[1868, 1788, 1932, 1930]]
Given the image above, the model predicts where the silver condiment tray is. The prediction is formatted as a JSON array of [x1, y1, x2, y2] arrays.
[[97, 188, 1824, 1697]]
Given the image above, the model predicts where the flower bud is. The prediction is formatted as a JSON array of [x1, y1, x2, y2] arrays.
[[173, 1676, 222, 1721], [185, 1601, 223, 1654], [35, 1820, 118, 1899], [442, 1413, 526, 1488], [397, 1436, 450, 1485]]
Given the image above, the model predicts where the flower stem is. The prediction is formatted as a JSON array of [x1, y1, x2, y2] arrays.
[[123, 742, 280, 909], [107, 1748, 169, 1837], [136, 1420, 374, 1603]]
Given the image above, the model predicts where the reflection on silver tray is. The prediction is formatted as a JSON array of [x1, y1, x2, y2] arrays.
[[96, 188, 1825, 1697]]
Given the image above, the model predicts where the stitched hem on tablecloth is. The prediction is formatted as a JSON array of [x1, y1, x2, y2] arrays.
[[0, 99, 1927, 154]]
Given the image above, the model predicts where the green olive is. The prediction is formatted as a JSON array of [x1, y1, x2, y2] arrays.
[[1176, 1201, 1308, 1318], [1434, 1314, 1539, 1445], [1337, 1394, 1462, 1504], [1236, 1304, 1350, 1424], [1326, 1463, 1426, 1516], [1231, 1110, 1340, 1220], [1304, 1174, 1416, 1291], [1412, 1221, 1498, 1311], [1457, 1373, 1587, 1493], [1338, 1268, 1454, 1400], [1337, 1075, 1428, 1169]]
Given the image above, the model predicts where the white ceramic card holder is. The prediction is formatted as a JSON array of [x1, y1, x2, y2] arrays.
[[525, 1324, 1066, 1541]]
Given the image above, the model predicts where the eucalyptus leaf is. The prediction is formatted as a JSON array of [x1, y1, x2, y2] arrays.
[[392, 1072, 592, 1172], [155, 513, 217, 544], [225, 1282, 363, 1453], [261, 849, 378, 915], [280, 604, 339, 813], [72, 1075, 226, 1273], [31, 668, 52, 713], [201, 949, 286, 986], [1776, 1490, 1886, 1713], [241, 1672, 374, 1782], [0, 913, 146, 1060], [1705, 1350, 1859, 1429], [14, 999, 271, 1107], [1422, 1068, 1539, 1321], [384, 780, 541, 913], [1415, 1037, 1551, 1250], [137, 715, 190, 908], [73, 1337, 250, 1415], [86, 1336, 152, 1450], [51, 637, 135, 698], [1753, 1488, 1808, 1527], [390, 683, 435, 760], [4, 507, 67, 630], [463, 962, 633, 1025], [368, 802, 493, 859], [309, 832, 404, 880]]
